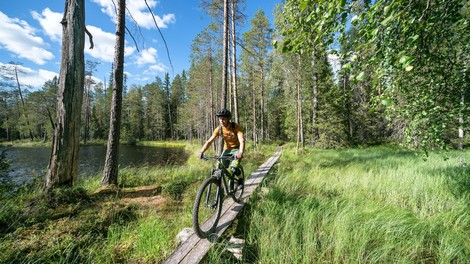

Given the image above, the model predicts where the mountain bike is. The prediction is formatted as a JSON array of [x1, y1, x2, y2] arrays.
[[192, 155, 245, 239]]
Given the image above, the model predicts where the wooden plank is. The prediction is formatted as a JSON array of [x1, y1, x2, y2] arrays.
[[163, 147, 282, 264]]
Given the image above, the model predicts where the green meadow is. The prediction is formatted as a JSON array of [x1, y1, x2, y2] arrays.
[[1, 143, 468, 263], [207, 144, 469, 263]]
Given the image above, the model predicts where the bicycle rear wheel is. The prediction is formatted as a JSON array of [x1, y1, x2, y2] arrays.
[[229, 166, 245, 203], [192, 177, 222, 238]]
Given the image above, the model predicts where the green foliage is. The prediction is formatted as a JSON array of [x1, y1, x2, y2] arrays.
[[2, 0, 468, 151], [277, 0, 469, 151]]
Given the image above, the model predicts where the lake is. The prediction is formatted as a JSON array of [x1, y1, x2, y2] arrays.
[[0, 145, 188, 184]]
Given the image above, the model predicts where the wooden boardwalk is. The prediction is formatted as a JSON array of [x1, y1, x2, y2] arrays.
[[163, 147, 282, 264]]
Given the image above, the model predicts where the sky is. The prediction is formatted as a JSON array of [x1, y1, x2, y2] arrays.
[[0, 0, 281, 90]]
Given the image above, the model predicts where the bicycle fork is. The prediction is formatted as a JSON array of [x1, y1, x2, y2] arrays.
[[204, 182, 220, 209]]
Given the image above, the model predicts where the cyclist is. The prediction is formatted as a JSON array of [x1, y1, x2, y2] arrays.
[[198, 109, 245, 177]]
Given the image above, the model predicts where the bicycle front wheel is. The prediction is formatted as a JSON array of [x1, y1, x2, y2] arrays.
[[192, 177, 222, 238]]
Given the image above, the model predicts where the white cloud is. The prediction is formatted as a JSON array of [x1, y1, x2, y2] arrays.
[[135, 47, 157, 66], [31, 8, 62, 42], [0, 62, 58, 89], [143, 63, 166, 75], [135, 75, 151, 83], [25, 68, 59, 88], [0, 12, 54, 65], [328, 53, 341, 80], [126, 0, 176, 30], [91, 0, 175, 29], [85, 25, 136, 62]]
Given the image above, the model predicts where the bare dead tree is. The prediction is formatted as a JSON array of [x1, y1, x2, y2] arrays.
[[45, 0, 86, 192], [101, 0, 126, 187]]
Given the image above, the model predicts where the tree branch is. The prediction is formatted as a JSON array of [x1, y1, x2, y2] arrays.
[[85, 27, 94, 49], [109, 0, 141, 53], [144, 0, 174, 76], [125, 6, 143, 52]]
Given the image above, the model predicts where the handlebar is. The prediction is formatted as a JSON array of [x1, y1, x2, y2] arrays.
[[201, 154, 237, 161]]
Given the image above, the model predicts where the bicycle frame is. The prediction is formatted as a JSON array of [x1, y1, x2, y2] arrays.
[[206, 155, 236, 197]]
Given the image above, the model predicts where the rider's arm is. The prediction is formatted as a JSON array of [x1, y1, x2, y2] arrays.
[[237, 131, 245, 159], [200, 134, 217, 154], [198, 127, 220, 157]]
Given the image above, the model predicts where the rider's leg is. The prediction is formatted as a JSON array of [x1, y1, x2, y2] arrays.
[[221, 149, 232, 168], [228, 150, 242, 179], [222, 149, 240, 176]]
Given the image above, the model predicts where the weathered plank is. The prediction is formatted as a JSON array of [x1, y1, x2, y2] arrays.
[[163, 147, 282, 264]]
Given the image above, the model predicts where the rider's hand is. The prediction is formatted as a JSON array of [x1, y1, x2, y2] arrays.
[[198, 152, 204, 159], [235, 152, 243, 160]]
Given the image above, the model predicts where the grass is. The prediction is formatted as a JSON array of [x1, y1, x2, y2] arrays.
[[225, 144, 469, 263], [4, 142, 467, 263], [0, 142, 276, 263]]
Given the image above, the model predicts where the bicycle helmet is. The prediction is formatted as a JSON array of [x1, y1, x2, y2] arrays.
[[216, 109, 232, 118]]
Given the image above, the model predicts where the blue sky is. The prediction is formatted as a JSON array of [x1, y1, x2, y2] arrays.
[[0, 0, 281, 90]]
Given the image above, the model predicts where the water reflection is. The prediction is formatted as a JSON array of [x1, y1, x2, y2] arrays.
[[0, 145, 188, 184]]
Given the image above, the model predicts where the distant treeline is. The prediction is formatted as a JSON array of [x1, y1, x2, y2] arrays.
[[1, 0, 468, 152]]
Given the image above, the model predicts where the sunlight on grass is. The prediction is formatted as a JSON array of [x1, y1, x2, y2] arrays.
[[134, 217, 173, 262], [243, 145, 470, 263], [0, 141, 275, 263]]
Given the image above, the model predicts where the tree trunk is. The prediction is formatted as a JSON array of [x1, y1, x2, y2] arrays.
[[230, 0, 239, 123], [296, 55, 304, 154], [458, 92, 464, 150], [218, 0, 229, 154], [209, 51, 218, 152], [252, 69, 257, 148], [101, 0, 125, 187], [311, 49, 319, 141], [45, 0, 85, 192], [165, 74, 173, 139], [343, 72, 352, 142], [221, 0, 229, 108], [260, 65, 265, 141]]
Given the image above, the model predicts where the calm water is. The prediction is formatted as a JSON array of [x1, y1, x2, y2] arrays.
[[0, 145, 188, 184]]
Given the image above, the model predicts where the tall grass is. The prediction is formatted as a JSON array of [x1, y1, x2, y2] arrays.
[[0, 142, 275, 263], [241, 145, 469, 263]]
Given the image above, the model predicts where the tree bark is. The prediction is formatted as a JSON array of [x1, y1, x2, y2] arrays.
[[296, 55, 304, 154], [260, 65, 265, 141], [311, 49, 319, 141], [221, 0, 229, 108], [45, 0, 85, 192], [230, 0, 239, 123], [164, 73, 173, 139], [251, 69, 257, 148], [101, 0, 125, 186], [218, 0, 229, 154], [458, 92, 464, 150]]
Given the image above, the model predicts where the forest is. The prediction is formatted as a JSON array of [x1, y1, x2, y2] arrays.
[[1, 0, 469, 152]]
